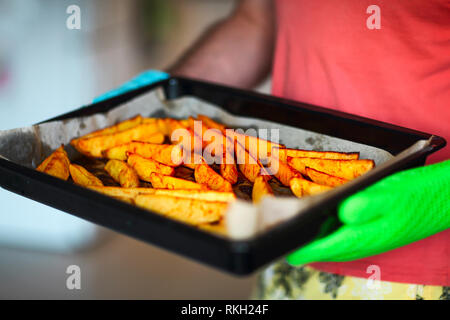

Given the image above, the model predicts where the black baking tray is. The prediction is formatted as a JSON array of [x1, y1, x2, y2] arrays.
[[0, 77, 446, 275]]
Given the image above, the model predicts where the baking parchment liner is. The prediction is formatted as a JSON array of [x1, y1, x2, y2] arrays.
[[0, 86, 429, 239]]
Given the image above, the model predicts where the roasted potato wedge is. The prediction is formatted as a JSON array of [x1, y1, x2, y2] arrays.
[[182, 152, 201, 170], [197, 119, 238, 185], [69, 164, 104, 187], [290, 177, 331, 197], [169, 124, 200, 153], [235, 141, 269, 183], [36, 145, 70, 180], [288, 157, 375, 180], [252, 175, 274, 204], [277, 148, 359, 162], [228, 131, 284, 160], [104, 142, 183, 166], [197, 114, 227, 131], [195, 163, 233, 192], [89, 186, 153, 198], [269, 156, 302, 186], [220, 162, 239, 185], [127, 153, 175, 181], [73, 115, 143, 142], [89, 186, 235, 202], [305, 167, 349, 187], [135, 194, 227, 225], [133, 132, 165, 144], [72, 123, 162, 158], [149, 172, 208, 190], [104, 159, 140, 188]]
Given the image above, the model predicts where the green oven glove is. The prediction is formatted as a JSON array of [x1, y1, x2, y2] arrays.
[[287, 160, 450, 265], [93, 70, 169, 103]]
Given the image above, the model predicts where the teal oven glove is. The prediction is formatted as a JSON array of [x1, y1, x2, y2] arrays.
[[287, 160, 450, 265], [93, 70, 169, 103]]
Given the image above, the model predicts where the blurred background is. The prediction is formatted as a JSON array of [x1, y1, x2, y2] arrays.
[[0, 0, 260, 299]]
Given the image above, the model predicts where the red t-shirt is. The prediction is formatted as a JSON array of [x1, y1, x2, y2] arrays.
[[272, 0, 449, 286]]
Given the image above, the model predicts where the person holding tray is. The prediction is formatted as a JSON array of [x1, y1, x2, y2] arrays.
[[98, 0, 449, 300]]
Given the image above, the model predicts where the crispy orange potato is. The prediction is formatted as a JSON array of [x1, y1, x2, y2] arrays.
[[104, 142, 183, 167], [168, 119, 201, 152], [290, 177, 331, 198], [187, 116, 211, 149], [104, 159, 140, 188], [73, 115, 143, 142], [305, 167, 349, 187], [89, 186, 235, 202], [277, 148, 359, 162], [165, 118, 188, 135], [288, 157, 375, 180], [149, 172, 208, 190], [134, 132, 165, 144], [135, 194, 227, 225], [252, 175, 274, 204], [69, 164, 104, 187], [197, 114, 227, 131], [197, 119, 239, 185], [269, 156, 302, 186], [72, 123, 162, 158], [127, 154, 174, 181], [228, 131, 285, 160], [141, 117, 157, 124], [195, 163, 233, 192], [182, 152, 202, 170], [89, 186, 153, 198], [154, 118, 170, 136], [235, 141, 270, 183], [220, 162, 239, 185], [36, 146, 71, 180]]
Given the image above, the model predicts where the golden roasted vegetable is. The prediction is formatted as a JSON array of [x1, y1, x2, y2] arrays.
[[127, 153, 175, 181], [182, 152, 201, 170], [228, 131, 284, 160], [89, 186, 235, 202], [197, 118, 239, 185], [72, 123, 162, 158], [288, 157, 375, 180], [220, 162, 239, 185], [89, 186, 152, 198], [197, 114, 227, 131], [134, 132, 165, 144], [195, 163, 233, 192], [153, 118, 170, 136], [169, 123, 201, 153], [69, 164, 104, 187], [149, 172, 208, 190], [269, 156, 302, 186], [73, 115, 143, 142], [235, 141, 270, 183], [252, 175, 274, 204], [305, 167, 349, 187], [187, 116, 211, 149], [277, 148, 359, 162], [104, 142, 183, 167], [36, 146, 71, 180], [135, 194, 227, 225], [104, 159, 140, 188], [290, 177, 331, 197]]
